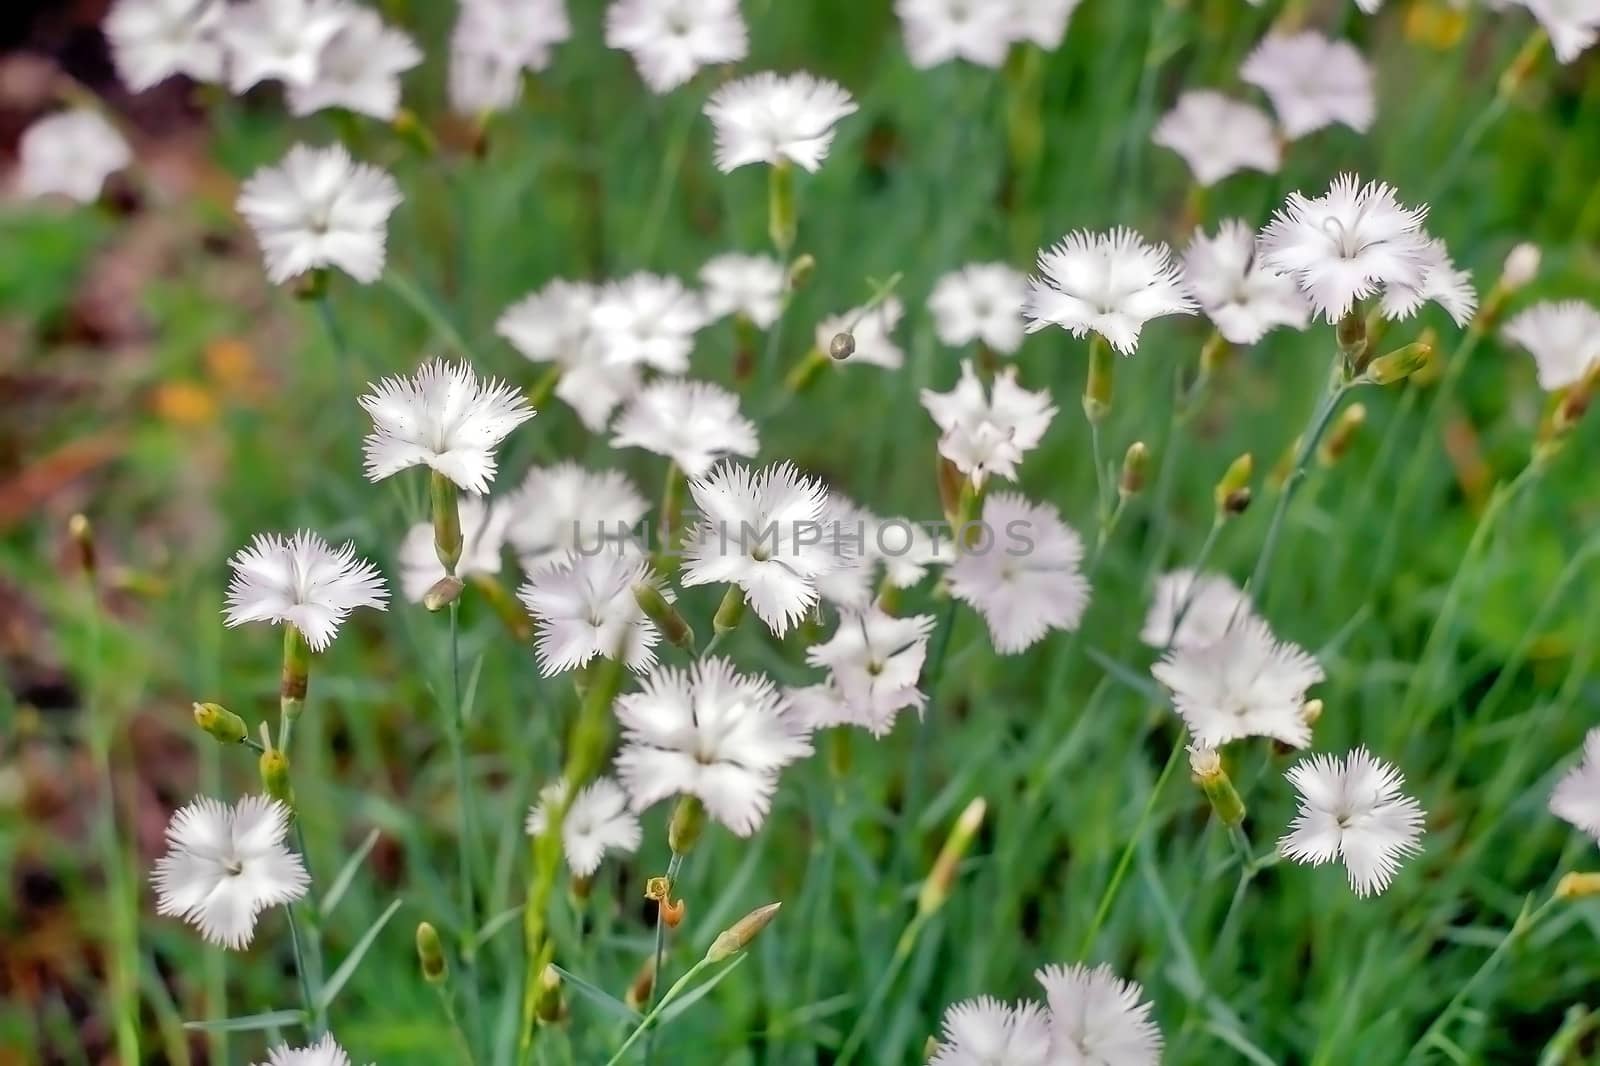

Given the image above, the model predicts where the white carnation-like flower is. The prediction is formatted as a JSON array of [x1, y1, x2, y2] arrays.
[[1024, 228, 1197, 354], [704, 71, 859, 173], [223, 530, 389, 651], [1279, 747, 1426, 897], [236, 144, 402, 284]]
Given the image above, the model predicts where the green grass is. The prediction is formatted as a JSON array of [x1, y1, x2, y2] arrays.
[[4, 1, 1600, 1064]]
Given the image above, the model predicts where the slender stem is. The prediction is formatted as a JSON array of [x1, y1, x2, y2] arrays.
[[444, 600, 486, 1055], [643, 851, 686, 1066], [1088, 417, 1110, 530], [285, 902, 321, 1034], [836, 913, 928, 1065], [604, 956, 718, 1066]]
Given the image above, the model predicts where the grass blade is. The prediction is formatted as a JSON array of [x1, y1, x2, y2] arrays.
[[317, 898, 403, 1012]]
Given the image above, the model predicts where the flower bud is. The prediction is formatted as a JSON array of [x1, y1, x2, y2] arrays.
[[713, 585, 746, 636], [1500, 243, 1540, 292], [668, 794, 706, 856], [917, 797, 986, 918], [416, 921, 448, 984], [706, 901, 782, 962], [1301, 698, 1324, 726], [1214, 453, 1253, 519], [535, 963, 567, 1025], [1119, 442, 1149, 498], [1188, 744, 1246, 828], [1082, 337, 1114, 423], [430, 471, 464, 574], [633, 583, 694, 651], [280, 625, 311, 721], [68, 513, 96, 576], [1551, 362, 1600, 439], [1318, 404, 1367, 467], [193, 701, 247, 745], [1556, 872, 1600, 900], [829, 332, 855, 361], [786, 254, 816, 291], [423, 575, 466, 612], [624, 956, 656, 1010], [1337, 310, 1370, 373], [260, 746, 294, 808], [1365, 340, 1434, 386]]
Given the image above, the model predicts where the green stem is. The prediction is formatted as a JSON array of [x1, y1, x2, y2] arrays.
[[836, 912, 928, 1066], [603, 956, 719, 1066], [384, 270, 476, 360], [445, 600, 486, 1054], [643, 851, 687, 1066], [285, 902, 321, 1035]]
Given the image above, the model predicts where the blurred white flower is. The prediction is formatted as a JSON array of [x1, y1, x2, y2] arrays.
[[804, 608, 937, 736], [606, 0, 747, 93], [948, 492, 1090, 655], [525, 777, 642, 877], [1257, 174, 1430, 322], [448, 0, 571, 114], [920, 361, 1056, 488], [1511, 0, 1600, 62], [705, 71, 859, 173], [1183, 220, 1309, 345], [1152, 91, 1280, 186], [1004, 0, 1082, 49], [359, 359, 534, 493], [16, 110, 132, 204], [1141, 568, 1254, 651], [397, 497, 509, 602], [503, 463, 648, 569], [897, 0, 1014, 68], [1550, 728, 1600, 841], [929, 263, 1029, 354], [1152, 615, 1323, 749], [152, 796, 309, 949], [287, 7, 421, 120], [224, 530, 388, 651], [816, 297, 907, 369], [930, 997, 1052, 1066], [518, 546, 663, 676], [1357, 0, 1383, 10], [1240, 31, 1375, 139], [236, 143, 401, 284], [496, 280, 637, 430], [1502, 300, 1600, 391], [700, 253, 786, 329], [255, 1034, 358, 1066], [1279, 747, 1426, 897], [1024, 228, 1197, 355], [220, 0, 351, 93], [104, 0, 226, 92], [1380, 236, 1476, 327], [1036, 963, 1163, 1065], [680, 462, 846, 636], [590, 273, 707, 373], [815, 501, 951, 608], [1500, 242, 1542, 291], [614, 657, 813, 836], [611, 379, 760, 478]]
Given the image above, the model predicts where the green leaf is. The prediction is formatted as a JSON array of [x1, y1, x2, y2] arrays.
[[657, 954, 749, 1025], [550, 965, 643, 1024], [182, 1009, 305, 1033], [319, 828, 382, 920], [317, 898, 403, 1011], [469, 904, 525, 953], [1086, 646, 1163, 701]]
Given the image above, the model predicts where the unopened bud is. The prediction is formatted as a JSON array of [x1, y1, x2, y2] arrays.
[[1119, 442, 1149, 498], [829, 332, 855, 361], [68, 514, 96, 575], [430, 471, 463, 574], [706, 901, 782, 962], [1337, 310, 1370, 372], [668, 794, 706, 856], [1270, 436, 1301, 490], [624, 956, 656, 1010], [1552, 363, 1600, 437], [1188, 744, 1246, 828], [1556, 872, 1600, 900], [713, 585, 746, 636], [1318, 404, 1367, 467], [633, 583, 694, 650], [260, 746, 294, 808], [416, 921, 448, 984], [1365, 340, 1434, 385], [535, 964, 567, 1025], [1082, 337, 1114, 423], [1301, 698, 1324, 726], [786, 254, 816, 290], [423, 575, 466, 612], [280, 625, 311, 719], [662, 897, 686, 929], [1215, 453, 1254, 519], [917, 797, 987, 917], [1500, 243, 1540, 292], [193, 702, 247, 745]]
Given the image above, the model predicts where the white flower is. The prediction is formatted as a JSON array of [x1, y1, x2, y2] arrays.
[[897, 0, 1015, 69], [525, 777, 642, 877], [1024, 228, 1197, 355], [517, 547, 663, 676], [948, 492, 1090, 655], [614, 657, 813, 836], [236, 144, 402, 284], [219, 0, 351, 93], [223, 530, 389, 651], [1502, 300, 1600, 391], [605, 0, 748, 94], [397, 497, 509, 602], [496, 280, 637, 431], [816, 297, 907, 369], [611, 379, 760, 479], [1152, 91, 1280, 187], [152, 796, 309, 949], [1551, 729, 1600, 841], [1140, 569, 1254, 651], [1240, 31, 1375, 139], [1036, 963, 1163, 1066], [590, 273, 707, 373], [287, 7, 422, 120], [1511, 0, 1600, 63], [1357, 0, 1383, 10], [920, 360, 1056, 488], [1279, 747, 1426, 897], [1004, 0, 1082, 49], [16, 111, 132, 204], [930, 997, 1052, 1066], [255, 1034, 360, 1066], [1183, 220, 1309, 345], [804, 608, 937, 736], [679, 462, 847, 637], [928, 263, 1029, 354], [447, 0, 571, 114], [358, 359, 534, 493], [1257, 174, 1430, 323], [503, 463, 648, 568], [704, 71, 859, 173], [104, 0, 226, 92], [1501, 242, 1542, 291], [1379, 235, 1476, 327], [815, 502, 952, 608], [700, 253, 786, 329], [1152, 615, 1323, 749]]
